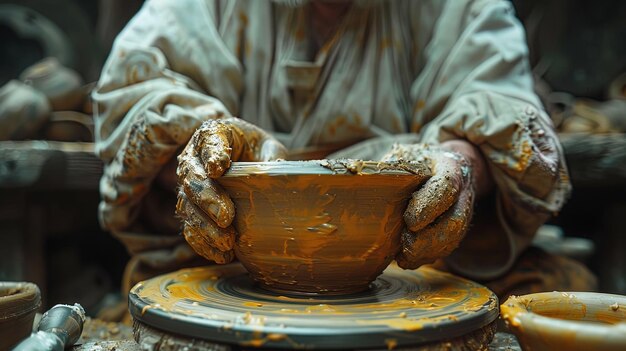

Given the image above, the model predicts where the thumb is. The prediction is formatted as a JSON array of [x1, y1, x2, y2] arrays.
[[259, 138, 288, 161]]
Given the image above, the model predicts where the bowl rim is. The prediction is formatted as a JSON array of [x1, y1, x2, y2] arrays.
[[223, 159, 429, 178]]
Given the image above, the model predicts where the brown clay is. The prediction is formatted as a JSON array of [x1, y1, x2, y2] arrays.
[[216, 160, 431, 295], [501, 292, 626, 351], [0, 282, 41, 350]]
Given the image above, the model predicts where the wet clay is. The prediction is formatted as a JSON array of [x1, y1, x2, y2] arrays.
[[501, 292, 626, 351], [216, 160, 431, 295], [129, 263, 498, 349]]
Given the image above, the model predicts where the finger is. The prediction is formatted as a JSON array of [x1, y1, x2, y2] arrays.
[[396, 183, 474, 269], [182, 224, 235, 264], [176, 192, 236, 252], [180, 158, 235, 228], [191, 120, 233, 178], [403, 156, 463, 232], [177, 128, 210, 180], [177, 139, 235, 228], [222, 118, 287, 162], [395, 227, 435, 269], [259, 138, 288, 161]]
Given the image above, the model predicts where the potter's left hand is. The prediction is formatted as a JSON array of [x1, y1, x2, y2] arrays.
[[382, 141, 486, 269]]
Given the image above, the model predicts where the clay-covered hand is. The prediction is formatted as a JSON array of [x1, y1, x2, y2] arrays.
[[176, 118, 287, 263], [381, 143, 475, 269]]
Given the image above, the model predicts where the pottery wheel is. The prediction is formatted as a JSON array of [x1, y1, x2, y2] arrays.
[[129, 263, 498, 350]]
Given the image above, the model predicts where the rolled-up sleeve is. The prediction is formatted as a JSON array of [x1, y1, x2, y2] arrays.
[[411, 0, 571, 279]]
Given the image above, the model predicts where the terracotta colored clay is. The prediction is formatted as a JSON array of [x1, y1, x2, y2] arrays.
[[0, 282, 41, 350], [501, 291, 626, 351], [216, 160, 430, 295]]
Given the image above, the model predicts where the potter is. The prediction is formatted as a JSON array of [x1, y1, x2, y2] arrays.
[[93, 0, 596, 318]]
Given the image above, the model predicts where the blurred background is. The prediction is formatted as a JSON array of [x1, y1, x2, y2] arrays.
[[0, 0, 625, 317]]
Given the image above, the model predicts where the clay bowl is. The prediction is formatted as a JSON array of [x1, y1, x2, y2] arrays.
[[501, 292, 626, 351], [0, 282, 41, 349], [217, 160, 430, 295]]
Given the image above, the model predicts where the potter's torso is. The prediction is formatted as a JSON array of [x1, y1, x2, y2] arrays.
[[207, 0, 438, 150]]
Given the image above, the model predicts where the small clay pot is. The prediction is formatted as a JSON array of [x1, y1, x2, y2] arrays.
[[501, 291, 626, 351], [20, 57, 84, 111], [217, 160, 430, 295], [0, 282, 41, 350]]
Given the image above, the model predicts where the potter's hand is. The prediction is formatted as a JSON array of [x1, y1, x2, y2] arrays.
[[176, 118, 287, 263], [382, 142, 476, 269]]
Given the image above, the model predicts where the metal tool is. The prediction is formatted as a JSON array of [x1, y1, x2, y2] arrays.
[[12, 303, 85, 351]]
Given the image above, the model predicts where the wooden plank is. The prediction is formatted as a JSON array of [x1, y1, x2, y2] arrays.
[[0, 141, 102, 190]]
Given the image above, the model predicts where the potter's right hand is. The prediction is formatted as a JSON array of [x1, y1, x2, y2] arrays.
[[176, 118, 287, 263]]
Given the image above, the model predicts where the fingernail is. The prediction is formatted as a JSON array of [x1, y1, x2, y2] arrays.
[[208, 203, 221, 221]]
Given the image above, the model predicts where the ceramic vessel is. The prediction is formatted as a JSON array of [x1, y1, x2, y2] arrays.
[[0, 282, 41, 350], [501, 291, 626, 351], [20, 57, 83, 111], [217, 160, 430, 295]]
